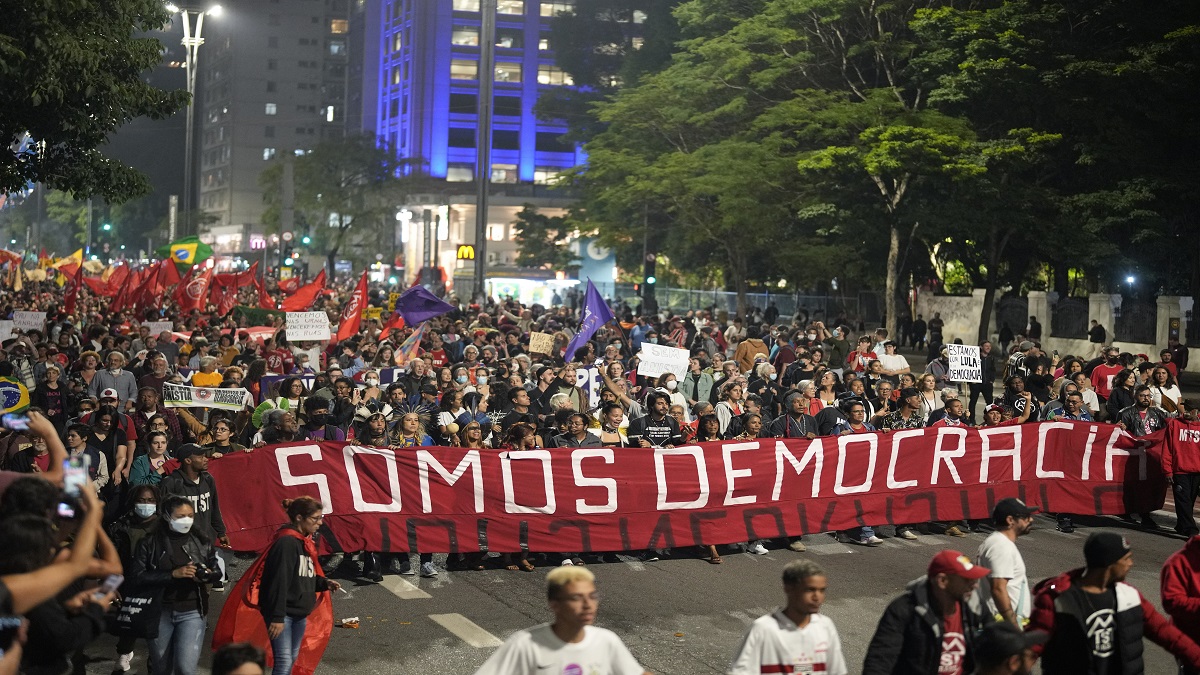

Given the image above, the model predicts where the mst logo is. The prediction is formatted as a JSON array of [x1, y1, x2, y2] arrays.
[[342, 292, 360, 321], [185, 276, 208, 300]]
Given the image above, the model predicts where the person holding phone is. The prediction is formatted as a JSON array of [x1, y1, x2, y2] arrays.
[[130, 495, 222, 675]]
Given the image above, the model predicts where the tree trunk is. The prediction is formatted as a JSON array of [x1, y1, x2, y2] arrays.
[[730, 248, 750, 318], [978, 267, 998, 345], [884, 222, 900, 339]]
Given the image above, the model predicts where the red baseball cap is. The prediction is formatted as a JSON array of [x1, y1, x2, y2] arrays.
[[928, 550, 990, 580]]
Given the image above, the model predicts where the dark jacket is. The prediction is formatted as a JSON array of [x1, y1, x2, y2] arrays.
[[626, 413, 682, 447], [22, 581, 106, 675], [765, 413, 817, 439], [1029, 568, 1200, 675], [549, 432, 603, 448], [862, 576, 992, 675], [259, 528, 330, 623], [109, 512, 159, 574], [130, 526, 222, 616], [159, 470, 227, 539], [1117, 404, 1169, 437]]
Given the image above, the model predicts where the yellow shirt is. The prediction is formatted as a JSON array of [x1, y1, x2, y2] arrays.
[[192, 371, 223, 388]]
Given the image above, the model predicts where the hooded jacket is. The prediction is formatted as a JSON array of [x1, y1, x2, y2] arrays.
[[862, 576, 992, 675], [1162, 536, 1200, 643], [1029, 567, 1200, 675]]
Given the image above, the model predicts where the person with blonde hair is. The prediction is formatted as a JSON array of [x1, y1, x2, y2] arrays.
[[473, 566, 651, 675]]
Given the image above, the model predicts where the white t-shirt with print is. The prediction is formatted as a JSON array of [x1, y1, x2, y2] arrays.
[[727, 610, 848, 675], [974, 531, 1031, 622], [474, 623, 644, 675]]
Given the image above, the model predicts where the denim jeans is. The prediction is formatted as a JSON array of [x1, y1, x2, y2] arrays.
[[269, 615, 307, 675], [850, 526, 876, 541], [149, 608, 206, 675]]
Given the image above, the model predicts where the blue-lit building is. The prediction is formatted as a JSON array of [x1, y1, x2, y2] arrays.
[[359, 0, 591, 285]]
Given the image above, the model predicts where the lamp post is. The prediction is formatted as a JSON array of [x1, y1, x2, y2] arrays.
[[166, 3, 223, 239]]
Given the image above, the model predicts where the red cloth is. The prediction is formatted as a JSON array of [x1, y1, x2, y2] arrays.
[[173, 267, 214, 313], [1161, 536, 1200, 640], [938, 602, 965, 675], [335, 272, 368, 342], [64, 264, 83, 316], [1090, 363, 1123, 399], [211, 528, 333, 675], [280, 270, 327, 312]]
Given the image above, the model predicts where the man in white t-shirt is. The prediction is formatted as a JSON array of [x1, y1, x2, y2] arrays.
[[876, 341, 911, 384], [727, 560, 848, 675], [974, 497, 1037, 627], [474, 567, 650, 675]]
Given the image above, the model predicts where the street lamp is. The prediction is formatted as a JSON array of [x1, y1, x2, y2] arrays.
[[165, 2, 223, 240]]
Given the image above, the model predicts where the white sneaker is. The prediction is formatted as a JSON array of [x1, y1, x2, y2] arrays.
[[116, 652, 133, 672], [899, 529, 918, 540], [419, 562, 438, 577], [859, 536, 883, 546], [749, 541, 768, 555]]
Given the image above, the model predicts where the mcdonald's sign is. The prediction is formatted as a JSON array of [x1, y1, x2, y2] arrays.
[[456, 244, 476, 260]]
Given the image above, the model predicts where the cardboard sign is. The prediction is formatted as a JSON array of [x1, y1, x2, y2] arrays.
[[146, 321, 174, 336], [0, 321, 14, 338], [12, 311, 46, 332], [286, 311, 331, 341], [636, 343, 690, 380], [387, 292, 401, 312], [947, 343, 983, 383], [364, 307, 383, 321], [528, 331, 555, 355]]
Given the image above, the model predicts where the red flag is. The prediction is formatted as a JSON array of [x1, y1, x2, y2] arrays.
[[381, 311, 406, 332], [158, 258, 182, 287], [335, 272, 369, 342], [173, 267, 214, 312], [279, 269, 326, 312], [64, 264, 83, 316], [255, 278, 276, 310]]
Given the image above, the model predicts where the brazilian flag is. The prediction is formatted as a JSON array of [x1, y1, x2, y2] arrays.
[[156, 236, 214, 269], [0, 375, 30, 414]]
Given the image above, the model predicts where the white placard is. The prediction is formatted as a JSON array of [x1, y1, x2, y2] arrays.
[[636, 343, 690, 380], [12, 311, 46, 332], [286, 311, 331, 341], [146, 321, 174, 336], [0, 321, 14, 338], [947, 343, 983, 383], [163, 382, 252, 410]]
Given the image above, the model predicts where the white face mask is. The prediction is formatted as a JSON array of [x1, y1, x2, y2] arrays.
[[365, 378, 379, 386], [769, 373, 778, 381], [666, 380, 677, 391], [134, 503, 158, 519], [169, 516, 194, 534], [477, 376, 488, 385]]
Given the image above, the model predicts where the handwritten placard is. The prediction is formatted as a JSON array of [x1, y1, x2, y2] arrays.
[[12, 311, 46, 332], [286, 311, 331, 341], [947, 343, 983, 383], [528, 331, 555, 355], [146, 321, 174, 336], [636, 343, 690, 380]]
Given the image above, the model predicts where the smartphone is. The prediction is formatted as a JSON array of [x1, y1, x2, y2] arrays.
[[94, 574, 124, 600], [0, 615, 23, 655], [63, 455, 90, 498], [56, 495, 79, 519], [1, 412, 29, 431]]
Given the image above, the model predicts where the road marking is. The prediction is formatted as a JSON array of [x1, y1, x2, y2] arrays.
[[615, 554, 646, 571], [429, 613, 504, 648], [380, 575, 432, 600]]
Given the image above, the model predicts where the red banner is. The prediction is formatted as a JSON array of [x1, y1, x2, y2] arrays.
[[209, 422, 1168, 554]]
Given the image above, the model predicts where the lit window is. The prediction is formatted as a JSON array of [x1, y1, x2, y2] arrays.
[[329, 40, 346, 56], [330, 19, 349, 34], [446, 163, 474, 182], [631, 36, 644, 50], [451, 26, 479, 46], [450, 59, 478, 80], [491, 164, 519, 183], [392, 66, 401, 84], [487, 223, 506, 241], [540, 1, 573, 16], [265, 103, 277, 115], [263, 148, 277, 161], [537, 64, 573, 85], [631, 10, 646, 23], [326, 106, 336, 122], [538, 37, 551, 51], [452, 0, 480, 10], [497, 0, 524, 14], [494, 62, 521, 82], [533, 167, 562, 184]]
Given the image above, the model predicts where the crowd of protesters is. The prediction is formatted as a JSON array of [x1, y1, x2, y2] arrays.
[[2, 271, 1200, 675]]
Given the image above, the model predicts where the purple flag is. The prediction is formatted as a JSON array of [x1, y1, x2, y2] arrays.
[[393, 285, 456, 325], [563, 280, 614, 361]]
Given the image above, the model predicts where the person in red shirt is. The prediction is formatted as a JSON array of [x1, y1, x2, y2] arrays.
[[1163, 410, 1200, 537], [1162, 535, 1200, 675], [1089, 346, 1124, 403], [426, 332, 450, 369], [1160, 349, 1180, 379], [845, 335, 877, 374], [263, 337, 294, 375]]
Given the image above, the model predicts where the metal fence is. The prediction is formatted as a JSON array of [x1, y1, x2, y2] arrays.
[[1050, 297, 1089, 339], [603, 284, 881, 324], [1115, 301, 1157, 344]]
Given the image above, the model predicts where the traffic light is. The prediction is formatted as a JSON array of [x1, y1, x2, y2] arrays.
[[101, 223, 112, 232], [641, 252, 658, 313], [283, 245, 295, 266], [301, 235, 311, 245]]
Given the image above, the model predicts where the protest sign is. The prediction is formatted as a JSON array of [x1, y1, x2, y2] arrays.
[[947, 343, 983, 383], [0, 321, 14, 338], [163, 383, 251, 410], [211, 422, 1167, 554], [528, 331, 555, 355], [637, 343, 690, 379], [12, 311, 46, 332], [364, 307, 383, 321], [286, 311, 331, 341], [145, 321, 174, 336]]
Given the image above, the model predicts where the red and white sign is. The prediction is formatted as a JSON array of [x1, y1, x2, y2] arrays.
[[209, 422, 1168, 554]]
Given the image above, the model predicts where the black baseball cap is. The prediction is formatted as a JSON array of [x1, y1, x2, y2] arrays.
[[175, 443, 206, 461], [974, 622, 1049, 667], [992, 497, 1039, 523]]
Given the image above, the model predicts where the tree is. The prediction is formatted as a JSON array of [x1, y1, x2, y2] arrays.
[[260, 135, 418, 276], [0, 0, 188, 203], [511, 205, 585, 272]]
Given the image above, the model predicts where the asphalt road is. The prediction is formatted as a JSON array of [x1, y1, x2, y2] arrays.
[[81, 510, 1194, 675]]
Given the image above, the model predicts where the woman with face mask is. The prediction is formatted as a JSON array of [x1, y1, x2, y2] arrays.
[[109, 485, 160, 672], [130, 495, 223, 675]]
